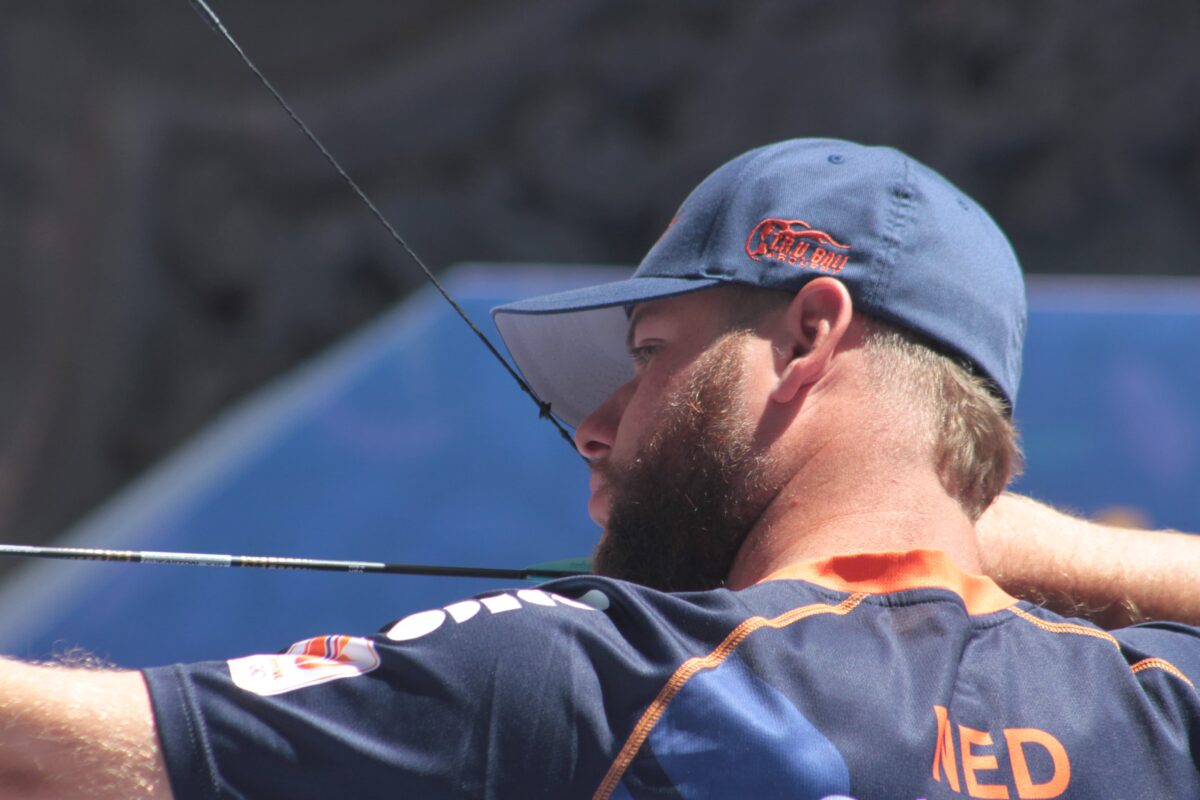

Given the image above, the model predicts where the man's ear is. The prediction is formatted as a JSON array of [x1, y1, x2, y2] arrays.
[[771, 277, 854, 404]]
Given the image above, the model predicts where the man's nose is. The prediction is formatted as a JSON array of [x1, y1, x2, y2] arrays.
[[573, 381, 632, 462]]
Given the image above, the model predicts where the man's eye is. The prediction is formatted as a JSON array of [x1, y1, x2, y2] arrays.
[[630, 345, 658, 365]]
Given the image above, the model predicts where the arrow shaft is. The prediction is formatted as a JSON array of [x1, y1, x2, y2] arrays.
[[0, 544, 586, 581]]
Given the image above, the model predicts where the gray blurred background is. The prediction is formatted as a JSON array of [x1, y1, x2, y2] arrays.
[[2, 0, 1199, 555]]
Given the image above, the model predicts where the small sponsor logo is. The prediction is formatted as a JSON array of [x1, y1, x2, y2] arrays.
[[745, 218, 850, 274], [228, 635, 381, 697]]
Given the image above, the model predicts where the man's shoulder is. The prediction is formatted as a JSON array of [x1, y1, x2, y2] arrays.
[[395, 575, 827, 670], [376, 576, 774, 653], [378, 581, 619, 647], [1111, 618, 1200, 689]]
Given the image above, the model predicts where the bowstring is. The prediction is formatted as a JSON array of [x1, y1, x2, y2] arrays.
[[187, 0, 578, 451]]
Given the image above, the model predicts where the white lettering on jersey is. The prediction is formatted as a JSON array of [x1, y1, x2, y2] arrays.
[[444, 599, 481, 622], [384, 608, 448, 642], [384, 590, 602, 643], [480, 594, 521, 614], [515, 589, 556, 606]]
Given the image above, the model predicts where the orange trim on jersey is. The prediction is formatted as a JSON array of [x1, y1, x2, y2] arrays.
[[1010, 610, 1196, 687], [1131, 657, 1196, 689], [591, 593, 867, 800], [759, 549, 1017, 616], [1007, 606, 1121, 648]]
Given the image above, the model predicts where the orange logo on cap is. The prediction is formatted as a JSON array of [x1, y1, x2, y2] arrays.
[[745, 218, 850, 274]]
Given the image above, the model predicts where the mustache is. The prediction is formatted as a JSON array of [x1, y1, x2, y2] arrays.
[[588, 460, 619, 484]]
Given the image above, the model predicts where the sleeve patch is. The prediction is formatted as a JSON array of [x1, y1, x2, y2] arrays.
[[228, 635, 381, 697]]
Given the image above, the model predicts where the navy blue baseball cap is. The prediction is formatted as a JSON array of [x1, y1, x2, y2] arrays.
[[493, 139, 1026, 427]]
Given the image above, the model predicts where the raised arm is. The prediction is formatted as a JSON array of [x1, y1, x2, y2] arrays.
[[0, 659, 170, 799], [977, 492, 1200, 629]]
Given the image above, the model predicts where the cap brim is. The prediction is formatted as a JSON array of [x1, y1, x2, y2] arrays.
[[492, 276, 721, 427]]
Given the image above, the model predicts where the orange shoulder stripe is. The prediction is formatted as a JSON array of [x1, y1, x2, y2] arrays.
[[1007, 606, 1121, 648], [1008, 608, 1199, 690], [591, 593, 867, 800], [1131, 657, 1196, 689]]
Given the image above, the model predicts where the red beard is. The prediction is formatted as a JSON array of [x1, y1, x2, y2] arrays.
[[591, 334, 777, 592]]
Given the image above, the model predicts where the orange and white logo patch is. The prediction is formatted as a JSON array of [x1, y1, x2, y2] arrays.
[[745, 218, 851, 274], [228, 635, 381, 697]]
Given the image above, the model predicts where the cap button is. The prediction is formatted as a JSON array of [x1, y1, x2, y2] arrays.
[[827, 154, 845, 165]]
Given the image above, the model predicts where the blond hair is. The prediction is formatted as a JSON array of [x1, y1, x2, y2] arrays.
[[719, 283, 1022, 520], [860, 319, 1022, 520]]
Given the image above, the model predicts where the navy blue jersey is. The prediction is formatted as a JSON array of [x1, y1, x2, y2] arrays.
[[144, 550, 1200, 799]]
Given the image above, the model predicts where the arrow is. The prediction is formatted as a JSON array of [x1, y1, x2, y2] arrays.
[[0, 544, 592, 582]]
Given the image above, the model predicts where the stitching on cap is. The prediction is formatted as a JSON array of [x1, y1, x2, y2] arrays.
[[868, 154, 913, 308], [696, 146, 774, 274]]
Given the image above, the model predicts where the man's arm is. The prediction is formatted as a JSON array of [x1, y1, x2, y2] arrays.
[[0, 659, 170, 799], [977, 492, 1200, 629]]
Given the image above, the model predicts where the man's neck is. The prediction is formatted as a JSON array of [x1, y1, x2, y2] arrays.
[[724, 450, 982, 590], [722, 328, 989, 590]]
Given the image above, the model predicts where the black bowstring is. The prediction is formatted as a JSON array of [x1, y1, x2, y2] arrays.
[[187, 0, 576, 450]]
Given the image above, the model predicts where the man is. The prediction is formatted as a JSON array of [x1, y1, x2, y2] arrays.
[[2, 139, 1198, 799]]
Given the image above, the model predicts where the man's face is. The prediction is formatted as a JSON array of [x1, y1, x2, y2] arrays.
[[574, 290, 777, 592]]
